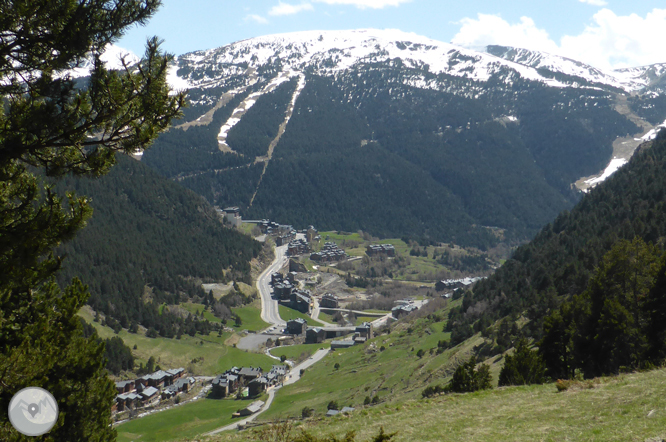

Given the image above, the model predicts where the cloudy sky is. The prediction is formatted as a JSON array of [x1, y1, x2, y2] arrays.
[[117, 0, 666, 71]]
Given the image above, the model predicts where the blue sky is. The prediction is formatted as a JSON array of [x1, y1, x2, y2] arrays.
[[117, 1, 666, 70]]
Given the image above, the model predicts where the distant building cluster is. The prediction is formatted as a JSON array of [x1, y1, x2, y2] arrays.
[[366, 244, 395, 257], [212, 365, 288, 398], [114, 368, 192, 412], [435, 277, 484, 292], [270, 272, 313, 313], [220, 207, 242, 227], [310, 242, 347, 262]]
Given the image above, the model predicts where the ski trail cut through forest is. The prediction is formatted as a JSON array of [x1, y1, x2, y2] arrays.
[[217, 71, 297, 154], [248, 73, 307, 208]]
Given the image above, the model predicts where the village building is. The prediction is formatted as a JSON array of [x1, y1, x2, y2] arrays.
[[435, 277, 484, 291], [306, 327, 326, 344], [310, 242, 347, 263], [273, 281, 293, 300], [221, 207, 242, 227], [306, 226, 318, 242], [162, 377, 195, 399], [238, 367, 263, 384], [115, 380, 135, 394], [115, 392, 141, 411], [248, 377, 269, 397], [290, 289, 312, 313], [139, 386, 160, 406], [287, 318, 307, 335], [355, 322, 373, 339], [287, 238, 310, 256], [320, 293, 339, 308], [271, 272, 283, 286], [366, 244, 396, 257], [392, 304, 419, 318], [331, 340, 356, 349], [237, 400, 264, 417]]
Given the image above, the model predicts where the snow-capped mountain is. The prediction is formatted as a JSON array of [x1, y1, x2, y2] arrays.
[[142, 29, 666, 246], [486, 44, 666, 93], [170, 29, 574, 92]]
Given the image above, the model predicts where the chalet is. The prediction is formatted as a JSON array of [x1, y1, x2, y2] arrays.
[[163, 376, 195, 398], [248, 377, 268, 397], [115, 392, 141, 411], [366, 244, 395, 257], [115, 380, 135, 394], [140, 386, 160, 405], [287, 318, 307, 335], [320, 293, 339, 308], [306, 327, 326, 344], [166, 368, 185, 380], [137, 370, 172, 390], [355, 322, 373, 339], [238, 366, 263, 383]]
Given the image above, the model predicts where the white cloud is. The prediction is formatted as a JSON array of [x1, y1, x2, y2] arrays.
[[451, 9, 666, 70], [452, 14, 560, 54], [245, 14, 269, 24], [313, 0, 410, 9], [579, 0, 608, 6], [269, 2, 314, 16]]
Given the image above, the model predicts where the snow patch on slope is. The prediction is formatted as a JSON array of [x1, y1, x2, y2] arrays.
[[584, 157, 627, 188], [67, 44, 140, 78]]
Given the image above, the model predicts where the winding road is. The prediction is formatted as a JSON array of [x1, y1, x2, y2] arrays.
[[257, 244, 288, 327], [204, 348, 330, 435]]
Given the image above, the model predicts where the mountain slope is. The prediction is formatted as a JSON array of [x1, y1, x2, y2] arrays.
[[143, 29, 652, 245], [450, 129, 666, 340], [55, 154, 262, 331]]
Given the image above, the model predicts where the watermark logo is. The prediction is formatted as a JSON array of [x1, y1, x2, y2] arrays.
[[8, 387, 59, 436]]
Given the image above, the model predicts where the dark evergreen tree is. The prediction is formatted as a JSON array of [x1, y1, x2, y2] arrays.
[[498, 338, 547, 386], [448, 355, 493, 393], [0, 1, 183, 439]]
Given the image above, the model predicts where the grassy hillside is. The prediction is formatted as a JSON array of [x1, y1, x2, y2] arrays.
[[210, 367, 666, 442], [79, 308, 274, 376]]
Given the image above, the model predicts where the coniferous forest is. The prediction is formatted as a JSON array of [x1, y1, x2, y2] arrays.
[[54, 155, 262, 335], [447, 131, 666, 377]]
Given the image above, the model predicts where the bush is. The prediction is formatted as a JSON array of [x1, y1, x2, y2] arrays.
[[422, 384, 446, 398], [334, 362, 340, 370], [327, 400, 340, 410], [301, 406, 314, 418], [498, 338, 547, 386], [280, 355, 287, 363], [364, 396, 371, 405], [371, 395, 379, 404], [416, 349, 425, 358], [448, 355, 493, 393]]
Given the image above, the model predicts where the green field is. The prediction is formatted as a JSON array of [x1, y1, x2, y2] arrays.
[[317, 311, 335, 324], [116, 395, 268, 442], [231, 305, 269, 332], [269, 343, 330, 362], [79, 308, 274, 375], [278, 305, 324, 326], [180, 302, 223, 323]]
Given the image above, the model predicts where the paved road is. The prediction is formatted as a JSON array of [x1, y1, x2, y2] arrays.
[[257, 244, 288, 327], [204, 348, 330, 435]]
